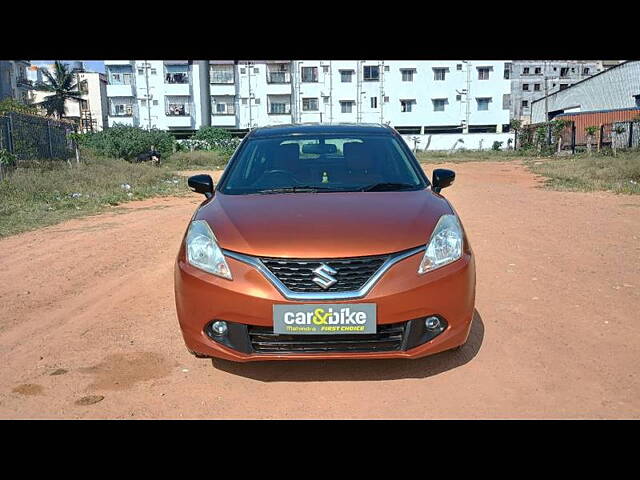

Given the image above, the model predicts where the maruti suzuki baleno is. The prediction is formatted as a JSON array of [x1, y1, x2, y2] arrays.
[[174, 124, 475, 362]]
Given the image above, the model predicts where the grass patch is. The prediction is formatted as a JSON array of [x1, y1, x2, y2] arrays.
[[0, 154, 187, 238], [524, 151, 640, 195], [164, 150, 230, 171], [416, 149, 532, 164]]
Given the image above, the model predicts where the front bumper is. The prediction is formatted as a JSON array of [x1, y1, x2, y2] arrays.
[[174, 248, 475, 362]]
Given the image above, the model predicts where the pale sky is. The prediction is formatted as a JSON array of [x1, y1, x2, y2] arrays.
[[31, 60, 105, 73]]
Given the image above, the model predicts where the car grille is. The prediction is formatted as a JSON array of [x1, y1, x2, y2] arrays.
[[248, 323, 406, 354], [259, 254, 389, 292]]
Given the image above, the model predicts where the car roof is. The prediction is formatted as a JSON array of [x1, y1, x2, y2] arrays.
[[247, 123, 394, 138]]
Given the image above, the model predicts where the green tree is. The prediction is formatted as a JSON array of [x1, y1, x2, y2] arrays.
[[585, 125, 598, 154], [33, 61, 83, 119], [0, 98, 39, 116]]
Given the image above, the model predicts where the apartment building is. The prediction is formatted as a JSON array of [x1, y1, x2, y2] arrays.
[[28, 62, 108, 132], [105, 60, 511, 140], [509, 60, 608, 122], [530, 61, 640, 123], [0, 60, 32, 103]]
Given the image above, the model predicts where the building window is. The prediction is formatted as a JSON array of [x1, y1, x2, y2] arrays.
[[109, 97, 134, 116], [79, 80, 89, 94], [240, 67, 246, 74], [150, 68, 157, 75], [560, 67, 569, 78], [432, 98, 447, 112], [241, 98, 247, 105], [340, 70, 353, 83], [166, 96, 191, 116], [212, 96, 235, 115], [560, 84, 569, 90], [583, 67, 590, 75], [153, 100, 158, 106], [401, 69, 415, 81], [302, 97, 318, 111], [384, 65, 389, 71], [476, 97, 491, 111], [400, 99, 415, 112], [253, 67, 260, 74], [322, 65, 329, 73], [137, 68, 144, 75], [363, 65, 379, 81], [384, 96, 389, 103], [535, 67, 542, 74], [456, 94, 462, 101], [210, 64, 234, 84], [268, 94, 291, 115], [164, 64, 189, 84], [522, 100, 528, 108], [477, 67, 491, 80], [340, 101, 354, 113], [523, 83, 529, 91], [80, 99, 89, 111], [457, 64, 463, 71], [370, 97, 377, 108], [301, 66, 318, 83], [107, 66, 133, 85], [534, 83, 541, 91], [504, 64, 510, 79], [433, 68, 447, 81], [267, 63, 291, 84], [523, 67, 530, 75], [140, 99, 147, 107]]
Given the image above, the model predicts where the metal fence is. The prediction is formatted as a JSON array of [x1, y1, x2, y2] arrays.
[[518, 120, 640, 153], [0, 111, 76, 162]]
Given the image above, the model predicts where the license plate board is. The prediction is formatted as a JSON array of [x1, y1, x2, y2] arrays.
[[273, 304, 376, 335]]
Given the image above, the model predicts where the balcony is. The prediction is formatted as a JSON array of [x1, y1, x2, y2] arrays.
[[267, 71, 291, 84]]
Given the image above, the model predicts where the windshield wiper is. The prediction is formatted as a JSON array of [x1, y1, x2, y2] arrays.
[[360, 182, 419, 192], [256, 186, 335, 194]]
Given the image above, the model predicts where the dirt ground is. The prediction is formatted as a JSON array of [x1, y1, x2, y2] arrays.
[[1, 161, 639, 419]]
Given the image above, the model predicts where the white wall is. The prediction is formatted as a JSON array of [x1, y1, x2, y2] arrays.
[[401, 133, 515, 151]]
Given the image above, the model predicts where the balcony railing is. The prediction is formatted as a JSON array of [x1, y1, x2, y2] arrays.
[[166, 104, 191, 116], [165, 72, 189, 84], [269, 104, 291, 115], [17, 77, 32, 87], [267, 71, 291, 84]]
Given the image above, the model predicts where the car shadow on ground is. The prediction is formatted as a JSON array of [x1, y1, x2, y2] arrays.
[[211, 309, 484, 382]]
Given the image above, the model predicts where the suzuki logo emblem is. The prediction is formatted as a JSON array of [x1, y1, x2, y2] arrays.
[[312, 263, 338, 289]]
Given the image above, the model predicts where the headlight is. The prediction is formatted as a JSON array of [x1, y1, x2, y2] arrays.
[[418, 214, 463, 274], [186, 220, 232, 279]]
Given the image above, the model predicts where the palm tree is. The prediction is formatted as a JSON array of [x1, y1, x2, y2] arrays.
[[34, 61, 83, 119]]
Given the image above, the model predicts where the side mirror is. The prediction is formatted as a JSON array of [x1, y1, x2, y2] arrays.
[[432, 169, 455, 193], [188, 174, 214, 198]]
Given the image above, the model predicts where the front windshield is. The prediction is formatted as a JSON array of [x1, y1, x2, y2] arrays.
[[218, 133, 426, 195]]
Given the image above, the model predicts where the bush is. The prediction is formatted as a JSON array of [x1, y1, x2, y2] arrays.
[[77, 124, 176, 160], [190, 127, 242, 155], [492, 141, 503, 151], [0, 149, 17, 166]]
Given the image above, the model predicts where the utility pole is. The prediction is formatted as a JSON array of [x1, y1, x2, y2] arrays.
[[247, 61, 253, 129], [544, 60, 549, 122], [144, 60, 152, 129]]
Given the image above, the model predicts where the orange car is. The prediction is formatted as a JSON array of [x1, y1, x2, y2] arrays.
[[174, 124, 475, 362]]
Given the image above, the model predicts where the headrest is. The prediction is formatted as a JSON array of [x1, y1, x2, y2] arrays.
[[271, 143, 300, 170], [343, 142, 373, 172]]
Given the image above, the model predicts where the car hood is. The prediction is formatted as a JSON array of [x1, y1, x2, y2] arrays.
[[194, 190, 454, 258]]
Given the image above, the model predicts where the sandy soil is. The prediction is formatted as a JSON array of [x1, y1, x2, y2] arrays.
[[1, 162, 639, 419]]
